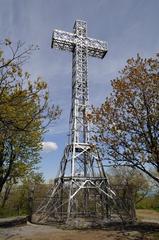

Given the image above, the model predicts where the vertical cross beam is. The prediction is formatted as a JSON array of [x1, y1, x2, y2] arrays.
[[71, 20, 88, 145]]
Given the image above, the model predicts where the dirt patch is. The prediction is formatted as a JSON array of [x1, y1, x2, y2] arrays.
[[0, 210, 159, 240], [0, 223, 158, 240]]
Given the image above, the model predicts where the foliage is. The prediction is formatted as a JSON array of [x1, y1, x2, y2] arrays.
[[136, 195, 159, 210], [136, 178, 159, 210], [0, 172, 45, 217], [109, 167, 150, 205], [0, 39, 61, 194], [90, 54, 159, 183]]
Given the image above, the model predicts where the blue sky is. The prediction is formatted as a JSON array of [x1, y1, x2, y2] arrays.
[[0, 0, 159, 180]]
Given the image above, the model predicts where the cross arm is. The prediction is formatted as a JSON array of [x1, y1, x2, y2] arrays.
[[51, 30, 75, 52], [87, 37, 108, 59]]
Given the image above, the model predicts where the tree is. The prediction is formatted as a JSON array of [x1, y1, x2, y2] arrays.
[[0, 171, 44, 217], [0, 39, 61, 193], [16, 172, 44, 220], [108, 167, 149, 220], [90, 54, 159, 183], [109, 167, 149, 206]]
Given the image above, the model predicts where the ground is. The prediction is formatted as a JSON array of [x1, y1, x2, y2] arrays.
[[0, 210, 159, 240]]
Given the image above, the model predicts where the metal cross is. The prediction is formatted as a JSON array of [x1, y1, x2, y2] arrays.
[[35, 20, 119, 224], [35, 21, 135, 224], [52, 20, 107, 146]]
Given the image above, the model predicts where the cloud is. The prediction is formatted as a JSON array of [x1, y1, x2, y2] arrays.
[[42, 141, 58, 152]]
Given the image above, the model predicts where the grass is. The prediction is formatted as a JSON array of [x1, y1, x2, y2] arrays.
[[136, 209, 159, 223], [151, 233, 159, 240]]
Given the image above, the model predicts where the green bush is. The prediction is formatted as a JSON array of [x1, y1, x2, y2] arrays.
[[136, 195, 159, 210]]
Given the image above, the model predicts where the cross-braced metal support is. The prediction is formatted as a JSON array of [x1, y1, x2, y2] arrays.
[[35, 20, 117, 224]]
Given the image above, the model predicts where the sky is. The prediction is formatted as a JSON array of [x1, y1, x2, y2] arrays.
[[0, 0, 159, 181]]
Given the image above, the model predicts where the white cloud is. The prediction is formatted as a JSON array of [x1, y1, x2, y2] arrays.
[[42, 141, 58, 152]]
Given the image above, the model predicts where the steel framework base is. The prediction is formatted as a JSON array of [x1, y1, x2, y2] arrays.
[[35, 143, 115, 224]]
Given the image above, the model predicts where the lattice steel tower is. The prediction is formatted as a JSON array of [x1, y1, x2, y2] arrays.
[[36, 20, 115, 224]]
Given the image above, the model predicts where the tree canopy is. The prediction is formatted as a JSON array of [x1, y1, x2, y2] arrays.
[[90, 54, 159, 184], [0, 39, 61, 193]]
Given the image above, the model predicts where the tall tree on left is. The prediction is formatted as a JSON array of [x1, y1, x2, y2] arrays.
[[0, 39, 61, 193]]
